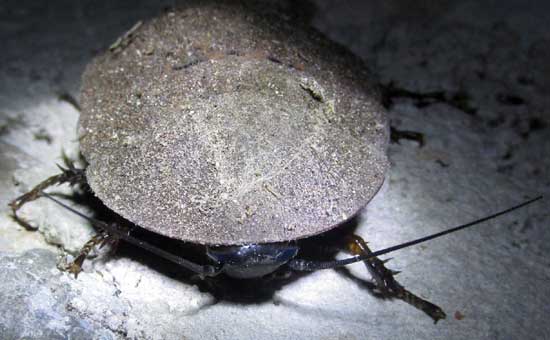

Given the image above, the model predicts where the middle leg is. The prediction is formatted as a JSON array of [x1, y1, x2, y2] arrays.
[[64, 230, 118, 278]]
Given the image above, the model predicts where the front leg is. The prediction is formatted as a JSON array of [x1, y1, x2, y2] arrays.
[[345, 234, 446, 323]]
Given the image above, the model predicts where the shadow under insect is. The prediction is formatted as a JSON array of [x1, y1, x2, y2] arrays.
[[9, 157, 541, 323], [11, 179, 445, 322]]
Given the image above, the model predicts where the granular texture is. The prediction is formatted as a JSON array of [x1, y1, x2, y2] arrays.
[[79, 1, 389, 245]]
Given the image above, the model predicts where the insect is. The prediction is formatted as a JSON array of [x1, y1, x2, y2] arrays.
[[8, 2, 542, 323]]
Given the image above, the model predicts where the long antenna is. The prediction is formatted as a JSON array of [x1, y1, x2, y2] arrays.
[[289, 195, 543, 271], [42, 193, 221, 276]]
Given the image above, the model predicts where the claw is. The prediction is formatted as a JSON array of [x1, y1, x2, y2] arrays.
[[382, 257, 393, 263], [64, 255, 85, 279], [66, 262, 83, 279]]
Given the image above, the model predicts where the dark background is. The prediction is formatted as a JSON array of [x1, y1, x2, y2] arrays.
[[1, 1, 548, 339]]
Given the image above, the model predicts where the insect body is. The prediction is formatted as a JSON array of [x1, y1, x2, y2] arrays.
[[8, 2, 542, 323]]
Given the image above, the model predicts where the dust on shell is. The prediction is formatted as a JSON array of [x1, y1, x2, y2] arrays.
[[78, 1, 389, 245]]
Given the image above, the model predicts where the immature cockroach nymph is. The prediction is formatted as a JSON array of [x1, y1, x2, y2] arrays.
[[9, 1, 542, 323]]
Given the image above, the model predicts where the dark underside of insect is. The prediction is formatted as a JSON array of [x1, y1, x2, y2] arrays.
[[8, 159, 541, 323]]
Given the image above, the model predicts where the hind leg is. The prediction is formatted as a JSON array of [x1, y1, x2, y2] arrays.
[[9, 157, 86, 229], [344, 234, 446, 323]]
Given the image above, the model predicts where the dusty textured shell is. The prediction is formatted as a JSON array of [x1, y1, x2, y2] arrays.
[[78, 1, 389, 245]]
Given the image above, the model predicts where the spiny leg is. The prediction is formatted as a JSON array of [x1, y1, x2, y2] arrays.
[[8, 156, 114, 277], [345, 234, 446, 323], [8, 158, 117, 276], [44, 193, 222, 277], [9, 157, 86, 229], [65, 230, 116, 278]]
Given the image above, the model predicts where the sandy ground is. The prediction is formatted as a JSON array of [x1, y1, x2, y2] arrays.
[[0, 1, 549, 339]]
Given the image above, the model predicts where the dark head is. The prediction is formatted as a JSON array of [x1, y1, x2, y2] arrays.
[[206, 243, 299, 279]]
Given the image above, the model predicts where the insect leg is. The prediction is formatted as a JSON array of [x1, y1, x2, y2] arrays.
[[345, 234, 446, 323], [9, 158, 86, 229], [44, 194, 223, 278], [64, 231, 112, 278]]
